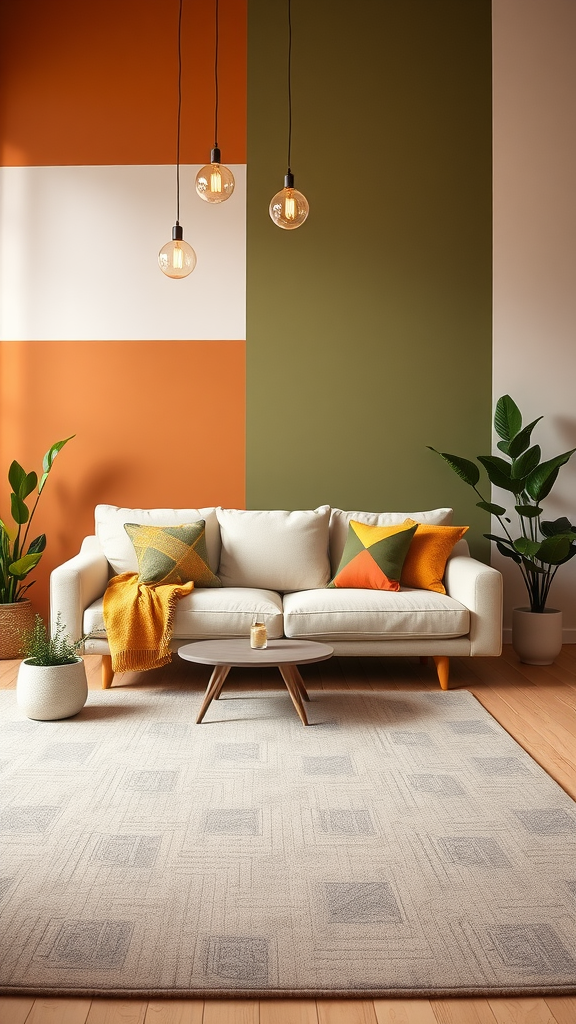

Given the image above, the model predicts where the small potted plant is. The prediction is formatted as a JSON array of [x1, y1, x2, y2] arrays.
[[17, 613, 90, 720], [0, 436, 74, 659], [429, 395, 576, 665]]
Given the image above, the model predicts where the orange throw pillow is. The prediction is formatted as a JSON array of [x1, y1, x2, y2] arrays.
[[400, 521, 469, 594]]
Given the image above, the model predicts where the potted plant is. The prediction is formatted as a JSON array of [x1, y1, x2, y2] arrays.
[[0, 436, 74, 658], [17, 613, 90, 720], [429, 395, 576, 665]]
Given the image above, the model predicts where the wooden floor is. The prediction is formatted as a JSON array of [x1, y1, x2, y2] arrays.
[[1, 646, 576, 1024]]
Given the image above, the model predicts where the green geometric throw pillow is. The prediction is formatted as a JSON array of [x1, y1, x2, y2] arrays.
[[328, 519, 418, 591], [124, 521, 221, 587]]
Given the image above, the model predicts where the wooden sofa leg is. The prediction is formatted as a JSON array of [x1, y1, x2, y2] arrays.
[[433, 655, 450, 690], [102, 655, 114, 689]]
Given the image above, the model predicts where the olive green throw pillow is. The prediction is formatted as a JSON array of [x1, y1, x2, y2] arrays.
[[124, 521, 221, 587]]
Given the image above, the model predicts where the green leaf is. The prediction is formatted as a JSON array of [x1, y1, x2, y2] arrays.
[[494, 395, 522, 441], [476, 500, 507, 515], [508, 418, 543, 458], [515, 504, 543, 519], [496, 440, 511, 455], [525, 448, 576, 501], [26, 534, 46, 555], [22, 471, 38, 498], [10, 493, 29, 525], [541, 517, 575, 537], [533, 467, 559, 502], [0, 515, 14, 539], [41, 435, 75, 477], [477, 455, 521, 493], [558, 545, 576, 564], [8, 552, 42, 579], [427, 448, 480, 486], [521, 557, 547, 574], [536, 535, 572, 565], [511, 445, 541, 480], [495, 540, 522, 563], [485, 533, 515, 546], [8, 461, 26, 495], [514, 537, 541, 558]]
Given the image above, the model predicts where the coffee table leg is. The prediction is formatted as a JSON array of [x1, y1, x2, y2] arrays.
[[196, 665, 231, 724], [213, 673, 228, 700], [278, 665, 309, 726], [285, 664, 310, 702]]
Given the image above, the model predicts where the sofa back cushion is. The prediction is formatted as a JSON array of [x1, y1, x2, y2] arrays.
[[329, 507, 453, 574], [95, 505, 221, 575], [216, 506, 331, 591]]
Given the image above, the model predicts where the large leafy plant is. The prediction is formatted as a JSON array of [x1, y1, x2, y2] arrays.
[[429, 396, 576, 613], [0, 437, 74, 604]]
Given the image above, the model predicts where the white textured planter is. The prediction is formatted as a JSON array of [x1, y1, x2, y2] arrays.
[[16, 658, 88, 721], [512, 607, 563, 666]]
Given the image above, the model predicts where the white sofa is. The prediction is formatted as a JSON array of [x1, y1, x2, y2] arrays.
[[50, 503, 503, 691]]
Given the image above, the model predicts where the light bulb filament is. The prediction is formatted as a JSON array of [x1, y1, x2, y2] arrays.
[[210, 166, 223, 193], [284, 193, 296, 220], [172, 243, 184, 270]]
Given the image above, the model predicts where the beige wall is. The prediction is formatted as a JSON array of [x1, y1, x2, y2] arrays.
[[493, 0, 576, 640]]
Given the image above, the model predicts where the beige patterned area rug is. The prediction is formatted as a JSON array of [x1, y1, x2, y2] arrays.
[[1, 685, 576, 998]]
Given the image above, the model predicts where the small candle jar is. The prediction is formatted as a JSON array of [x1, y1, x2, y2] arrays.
[[250, 618, 267, 649]]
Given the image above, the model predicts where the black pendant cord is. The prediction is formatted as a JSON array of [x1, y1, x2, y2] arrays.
[[287, 0, 292, 174], [214, 0, 219, 150], [175, 0, 183, 224]]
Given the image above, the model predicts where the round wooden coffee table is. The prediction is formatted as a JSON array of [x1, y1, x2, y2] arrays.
[[178, 638, 334, 726]]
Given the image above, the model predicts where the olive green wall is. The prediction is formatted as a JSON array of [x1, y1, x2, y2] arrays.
[[247, 0, 492, 559]]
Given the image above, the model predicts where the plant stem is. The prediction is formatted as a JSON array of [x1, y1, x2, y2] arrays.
[[472, 483, 532, 594]]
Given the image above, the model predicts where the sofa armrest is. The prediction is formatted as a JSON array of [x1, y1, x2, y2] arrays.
[[50, 536, 109, 642], [444, 555, 503, 656]]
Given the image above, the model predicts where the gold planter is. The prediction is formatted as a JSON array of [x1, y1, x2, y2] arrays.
[[0, 600, 36, 659]]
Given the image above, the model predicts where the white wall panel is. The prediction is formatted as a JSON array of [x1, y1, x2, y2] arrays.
[[493, 0, 576, 640], [0, 164, 246, 341]]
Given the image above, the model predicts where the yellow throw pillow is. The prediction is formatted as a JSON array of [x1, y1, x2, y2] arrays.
[[400, 520, 469, 594], [124, 521, 221, 587]]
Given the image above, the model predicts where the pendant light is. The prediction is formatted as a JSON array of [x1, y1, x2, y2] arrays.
[[269, 0, 309, 230], [159, 0, 197, 278], [195, 0, 235, 203]]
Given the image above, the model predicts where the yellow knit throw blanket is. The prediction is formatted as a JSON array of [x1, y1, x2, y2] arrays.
[[103, 572, 195, 673]]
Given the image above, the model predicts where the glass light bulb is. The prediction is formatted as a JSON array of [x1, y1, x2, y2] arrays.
[[196, 162, 235, 203], [269, 186, 309, 230], [158, 238, 196, 279]]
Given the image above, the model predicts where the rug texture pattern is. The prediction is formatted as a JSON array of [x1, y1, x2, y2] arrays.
[[1, 686, 575, 997]]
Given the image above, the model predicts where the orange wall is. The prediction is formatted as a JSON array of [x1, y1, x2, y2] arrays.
[[0, 341, 246, 618], [0, 1, 247, 625], [0, 0, 247, 166]]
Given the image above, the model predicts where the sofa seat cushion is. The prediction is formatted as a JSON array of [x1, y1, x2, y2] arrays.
[[283, 588, 469, 641], [84, 588, 284, 641]]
